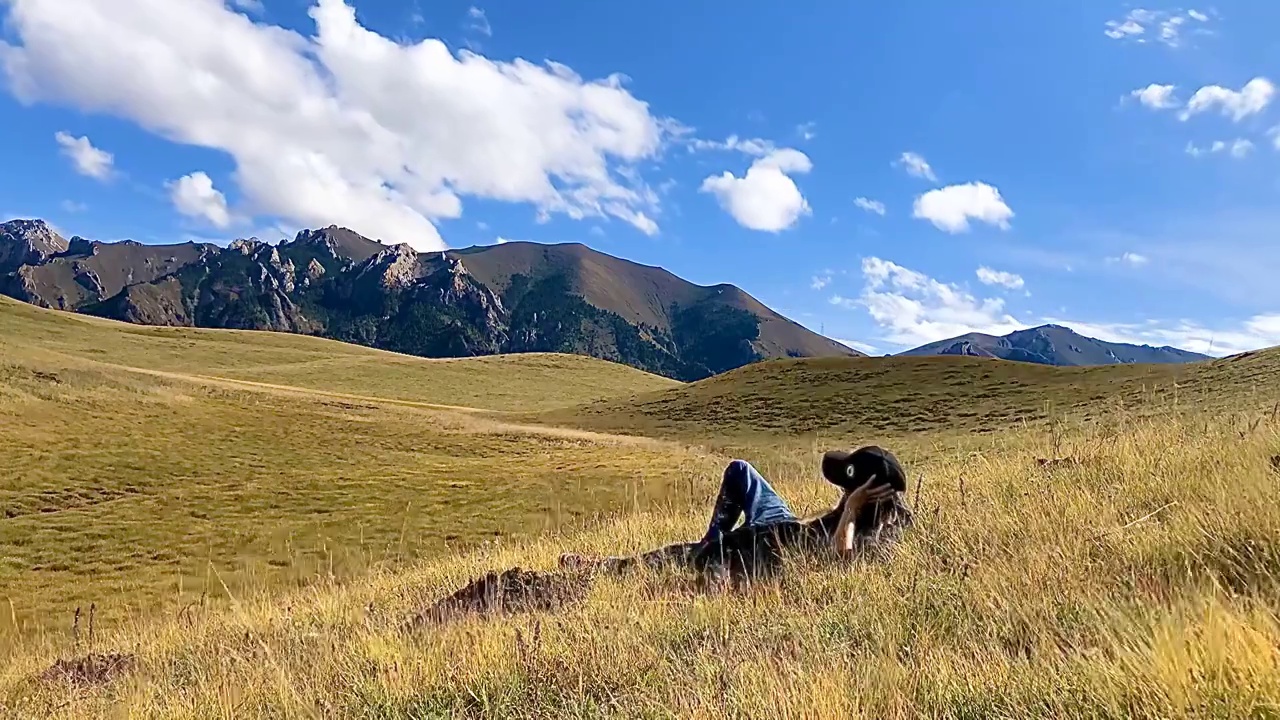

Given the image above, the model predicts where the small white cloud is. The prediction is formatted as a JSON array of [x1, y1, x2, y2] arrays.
[[476, 221, 490, 231], [1180, 77, 1275, 122], [853, 197, 886, 216], [894, 151, 937, 182], [810, 270, 834, 290], [1106, 251, 1150, 266], [167, 171, 232, 229], [912, 182, 1013, 233], [467, 6, 492, 36], [797, 122, 817, 141], [1129, 83, 1178, 109], [1230, 138, 1255, 157], [688, 135, 775, 156], [54, 132, 114, 180], [1185, 138, 1254, 158], [230, 0, 263, 12], [700, 148, 812, 232], [588, 226, 605, 237], [975, 266, 1025, 290], [60, 199, 87, 213], [1106, 8, 1213, 48]]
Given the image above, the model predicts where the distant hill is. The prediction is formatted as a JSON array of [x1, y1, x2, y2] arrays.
[[0, 219, 858, 381], [898, 324, 1210, 366]]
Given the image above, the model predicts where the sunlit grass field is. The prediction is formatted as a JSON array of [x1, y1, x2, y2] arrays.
[[2, 296, 1279, 718]]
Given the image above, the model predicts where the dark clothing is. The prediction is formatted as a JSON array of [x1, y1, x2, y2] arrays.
[[582, 460, 913, 580]]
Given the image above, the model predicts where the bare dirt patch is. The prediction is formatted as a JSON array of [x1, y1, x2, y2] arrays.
[[406, 567, 593, 627]]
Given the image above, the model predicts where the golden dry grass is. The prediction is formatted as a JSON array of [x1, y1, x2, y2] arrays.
[[3, 412, 1279, 718], [3, 298, 1280, 717]]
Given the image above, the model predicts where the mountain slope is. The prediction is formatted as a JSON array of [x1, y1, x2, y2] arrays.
[[900, 324, 1211, 366], [0, 220, 858, 380]]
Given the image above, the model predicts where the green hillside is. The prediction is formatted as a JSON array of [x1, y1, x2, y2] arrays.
[[0, 295, 678, 412], [543, 350, 1280, 440]]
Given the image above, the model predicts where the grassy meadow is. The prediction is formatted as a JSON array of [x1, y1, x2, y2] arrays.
[[2, 296, 1280, 718]]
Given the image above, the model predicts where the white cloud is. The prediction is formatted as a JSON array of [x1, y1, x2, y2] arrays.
[[230, 0, 263, 13], [1105, 8, 1213, 48], [894, 151, 937, 182], [688, 134, 775, 156], [1185, 138, 1254, 158], [53, 131, 114, 180], [837, 255, 1280, 356], [466, 6, 491, 36], [1106, 251, 1150, 266], [853, 197, 886, 216], [975, 266, 1025, 290], [796, 122, 816, 141], [1231, 139, 1255, 157], [700, 148, 812, 232], [60, 199, 87, 213], [167, 171, 232, 228], [1129, 83, 1178, 109], [2, 0, 672, 251], [1180, 77, 1275, 122], [1043, 316, 1280, 357], [810, 270, 833, 290], [838, 257, 1025, 347], [912, 182, 1013, 233]]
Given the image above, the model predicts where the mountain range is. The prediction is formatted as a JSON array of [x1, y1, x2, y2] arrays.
[[0, 219, 857, 381], [898, 325, 1211, 365], [0, 218, 1216, 378]]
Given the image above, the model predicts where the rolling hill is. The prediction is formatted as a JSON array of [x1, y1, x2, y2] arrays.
[[543, 347, 1280, 439], [0, 294, 708, 636], [0, 219, 858, 381], [900, 324, 1210, 366]]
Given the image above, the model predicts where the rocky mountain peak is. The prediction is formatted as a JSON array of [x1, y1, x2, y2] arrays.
[[359, 243, 421, 289], [0, 218, 70, 270]]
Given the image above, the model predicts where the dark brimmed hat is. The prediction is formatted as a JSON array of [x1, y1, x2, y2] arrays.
[[822, 445, 907, 493]]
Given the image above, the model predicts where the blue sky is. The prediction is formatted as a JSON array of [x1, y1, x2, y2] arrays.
[[2, 0, 1279, 355]]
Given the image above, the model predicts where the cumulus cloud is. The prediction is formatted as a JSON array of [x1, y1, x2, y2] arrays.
[[2, 0, 671, 251], [912, 182, 1013, 233], [167, 171, 232, 228], [53, 131, 114, 180], [835, 257, 1024, 347], [894, 151, 936, 181], [975, 266, 1025, 290], [796, 122, 816, 141], [1129, 83, 1178, 109], [700, 148, 812, 232], [1105, 8, 1213, 48], [810, 269, 834, 290], [853, 197, 886, 216], [835, 256, 1280, 355], [1179, 77, 1275, 122]]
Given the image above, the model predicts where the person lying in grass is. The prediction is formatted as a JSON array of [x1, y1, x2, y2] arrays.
[[559, 446, 914, 581]]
